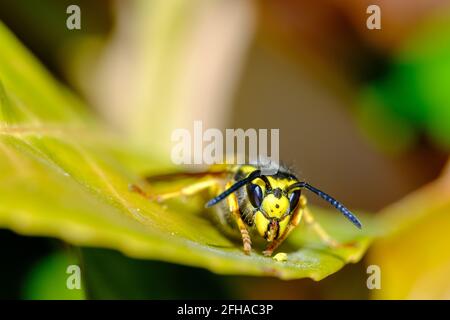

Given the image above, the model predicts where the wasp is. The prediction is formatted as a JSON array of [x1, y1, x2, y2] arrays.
[[130, 163, 361, 257]]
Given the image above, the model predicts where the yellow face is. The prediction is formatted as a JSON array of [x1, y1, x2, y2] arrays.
[[247, 176, 301, 242]]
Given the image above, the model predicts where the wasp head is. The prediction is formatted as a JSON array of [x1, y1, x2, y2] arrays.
[[246, 175, 301, 242]]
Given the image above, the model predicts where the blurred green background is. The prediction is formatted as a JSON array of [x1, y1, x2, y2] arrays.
[[1, 0, 450, 299]]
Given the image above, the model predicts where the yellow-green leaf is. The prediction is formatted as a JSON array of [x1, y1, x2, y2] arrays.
[[0, 21, 373, 281], [368, 166, 450, 299]]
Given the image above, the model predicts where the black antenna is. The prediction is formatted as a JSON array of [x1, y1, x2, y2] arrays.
[[289, 182, 362, 229], [205, 170, 261, 208]]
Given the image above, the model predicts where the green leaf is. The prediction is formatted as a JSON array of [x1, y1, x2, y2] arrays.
[[22, 250, 85, 300], [0, 21, 373, 281]]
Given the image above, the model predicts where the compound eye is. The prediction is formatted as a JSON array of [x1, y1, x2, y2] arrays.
[[247, 183, 263, 208], [289, 190, 301, 212]]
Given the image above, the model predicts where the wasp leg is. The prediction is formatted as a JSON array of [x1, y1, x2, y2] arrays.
[[303, 206, 340, 248], [262, 195, 307, 257], [129, 178, 219, 202], [142, 169, 229, 183], [225, 181, 252, 255]]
